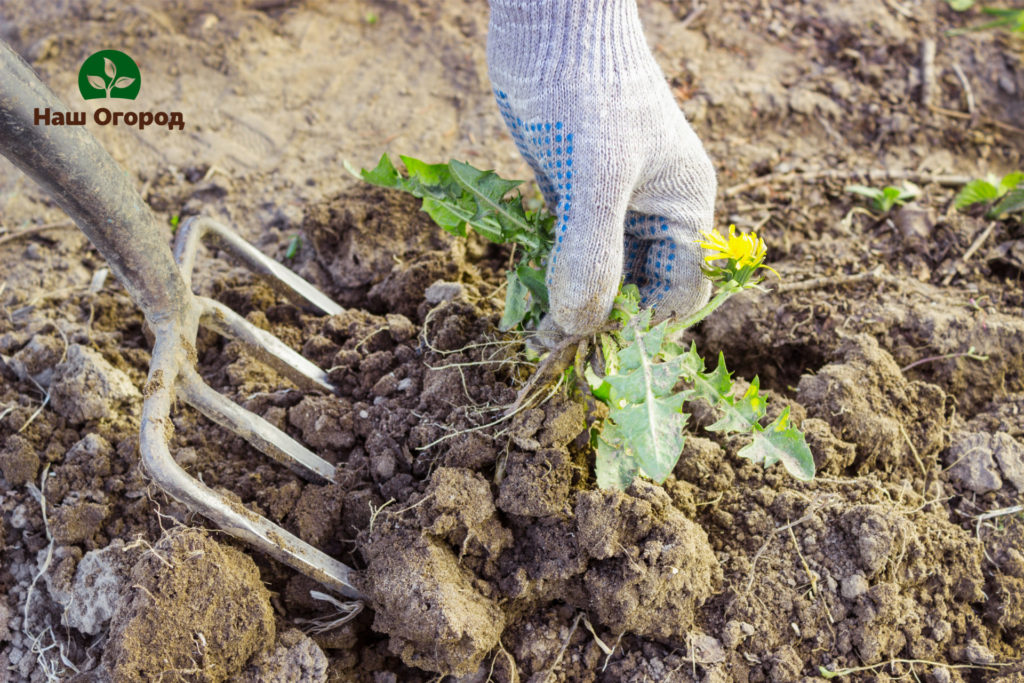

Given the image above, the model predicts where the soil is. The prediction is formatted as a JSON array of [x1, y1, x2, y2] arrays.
[[1, 1, 1023, 681]]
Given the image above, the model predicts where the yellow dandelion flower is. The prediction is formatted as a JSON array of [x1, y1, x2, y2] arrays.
[[698, 224, 779, 277]]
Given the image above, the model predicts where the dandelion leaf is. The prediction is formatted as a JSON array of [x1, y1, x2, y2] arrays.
[[595, 428, 641, 490], [500, 270, 530, 331], [597, 320, 692, 487], [737, 407, 815, 481]]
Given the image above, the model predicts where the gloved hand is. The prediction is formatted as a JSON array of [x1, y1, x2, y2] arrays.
[[487, 0, 717, 339]]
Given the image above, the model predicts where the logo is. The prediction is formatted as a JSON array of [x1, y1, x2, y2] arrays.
[[78, 50, 141, 100], [34, 48, 183, 131]]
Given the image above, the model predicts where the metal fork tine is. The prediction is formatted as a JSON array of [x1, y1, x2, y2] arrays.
[[179, 369, 336, 483], [175, 216, 343, 316], [142, 332, 361, 599], [199, 296, 334, 394], [1, 47, 363, 600]]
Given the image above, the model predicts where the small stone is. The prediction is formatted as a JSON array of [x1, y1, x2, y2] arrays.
[[691, 634, 726, 664], [10, 503, 30, 529], [964, 639, 995, 665], [0, 600, 10, 642], [841, 573, 869, 600], [945, 432, 1003, 494], [50, 345, 140, 423], [424, 281, 464, 304], [371, 451, 396, 481], [929, 665, 951, 683], [931, 619, 952, 642], [174, 447, 198, 467], [235, 629, 327, 683], [371, 373, 399, 398], [991, 433, 1024, 491], [63, 540, 138, 636], [1003, 548, 1024, 579]]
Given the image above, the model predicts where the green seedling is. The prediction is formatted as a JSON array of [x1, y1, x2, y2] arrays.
[[285, 234, 302, 260], [954, 171, 1024, 219], [169, 214, 180, 234], [845, 183, 919, 213], [946, 1, 1024, 34], [356, 156, 814, 489]]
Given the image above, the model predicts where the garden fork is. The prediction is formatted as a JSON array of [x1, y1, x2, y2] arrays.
[[0, 41, 363, 599]]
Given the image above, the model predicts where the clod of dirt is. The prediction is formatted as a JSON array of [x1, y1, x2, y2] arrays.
[[49, 499, 110, 545], [288, 395, 356, 454], [233, 629, 328, 683], [102, 528, 275, 681], [498, 398, 585, 517], [49, 344, 140, 424], [0, 434, 40, 486], [304, 186, 463, 315], [798, 335, 948, 474], [498, 448, 573, 517], [60, 539, 139, 636], [417, 468, 513, 565], [6, 333, 64, 386], [574, 481, 721, 642], [944, 431, 1021, 494], [360, 526, 505, 677]]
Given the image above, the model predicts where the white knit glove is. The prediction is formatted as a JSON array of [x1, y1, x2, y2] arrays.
[[488, 0, 716, 338]]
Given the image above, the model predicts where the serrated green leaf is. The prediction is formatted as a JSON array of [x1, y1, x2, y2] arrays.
[[611, 400, 689, 482], [360, 153, 403, 188], [500, 270, 529, 331], [737, 407, 815, 480], [449, 160, 535, 246], [605, 323, 690, 404], [594, 320, 693, 486], [420, 197, 468, 236], [706, 377, 768, 433], [516, 264, 549, 309], [400, 155, 451, 186], [997, 171, 1024, 194], [955, 179, 1000, 209], [595, 429, 641, 489], [991, 188, 1024, 217]]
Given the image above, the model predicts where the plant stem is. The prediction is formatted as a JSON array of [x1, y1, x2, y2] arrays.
[[900, 348, 988, 372], [674, 281, 740, 331]]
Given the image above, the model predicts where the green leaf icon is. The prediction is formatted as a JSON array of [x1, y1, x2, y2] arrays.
[[78, 50, 141, 100]]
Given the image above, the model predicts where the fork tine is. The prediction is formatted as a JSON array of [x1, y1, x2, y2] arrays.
[[141, 333, 362, 599], [175, 216, 342, 316], [199, 296, 334, 394], [179, 368, 336, 483]]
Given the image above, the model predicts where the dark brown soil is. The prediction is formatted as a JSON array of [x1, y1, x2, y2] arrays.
[[1, 1, 1022, 682]]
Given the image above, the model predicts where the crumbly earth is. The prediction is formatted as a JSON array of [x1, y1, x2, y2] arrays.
[[1, 1, 1022, 681]]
